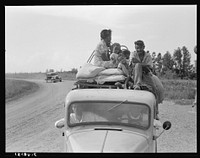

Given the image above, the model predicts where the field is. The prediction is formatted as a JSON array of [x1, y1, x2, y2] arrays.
[[6, 79, 39, 102], [6, 71, 76, 80], [161, 79, 196, 101], [5, 72, 197, 104]]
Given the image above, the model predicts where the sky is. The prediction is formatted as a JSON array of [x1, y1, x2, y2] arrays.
[[5, 5, 197, 73]]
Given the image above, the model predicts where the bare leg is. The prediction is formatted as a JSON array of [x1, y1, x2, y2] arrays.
[[133, 63, 159, 118], [134, 63, 143, 85], [119, 63, 129, 77], [132, 63, 143, 89]]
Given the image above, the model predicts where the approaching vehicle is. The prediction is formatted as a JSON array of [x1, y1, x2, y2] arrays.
[[45, 72, 62, 83], [55, 83, 171, 153]]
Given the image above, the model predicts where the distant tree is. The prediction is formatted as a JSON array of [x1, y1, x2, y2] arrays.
[[187, 64, 196, 79], [151, 52, 156, 65], [151, 52, 156, 75], [194, 45, 197, 54], [155, 53, 163, 75], [173, 47, 182, 77], [181, 46, 191, 78], [193, 45, 197, 75], [49, 69, 54, 72], [71, 68, 78, 74], [162, 51, 174, 72]]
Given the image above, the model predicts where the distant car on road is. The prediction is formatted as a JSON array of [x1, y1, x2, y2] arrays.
[[45, 72, 62, 83]]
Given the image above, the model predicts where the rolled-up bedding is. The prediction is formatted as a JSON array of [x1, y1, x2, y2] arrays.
[[76, 63, 105, 79], [76, 63, 126, 84]]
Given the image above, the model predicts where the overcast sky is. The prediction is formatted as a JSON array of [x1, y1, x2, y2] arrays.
[[5, 5, 197, 73]]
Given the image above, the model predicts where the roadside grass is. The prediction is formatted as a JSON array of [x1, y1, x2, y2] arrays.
[[6, 72, 76, 80], [173, 99, 194, 105], [6, 79, 39, 102], [5, 73, 196, 105], [161, 79, 196, 105], [6, 73, 46, 80]]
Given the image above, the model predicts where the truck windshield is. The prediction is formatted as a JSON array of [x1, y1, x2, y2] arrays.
[[68, 101, 150, 129]]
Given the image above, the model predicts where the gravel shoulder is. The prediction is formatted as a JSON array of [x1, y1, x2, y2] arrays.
[[157, 101, 196, 152], [5, 80, 197, 153]]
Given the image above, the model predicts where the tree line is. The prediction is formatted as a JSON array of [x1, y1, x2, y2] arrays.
[[66, 45, 197, 80], [150, 46, 196, 80]]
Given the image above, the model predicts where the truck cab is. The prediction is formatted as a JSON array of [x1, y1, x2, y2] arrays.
[[55, 84, 171, 153]]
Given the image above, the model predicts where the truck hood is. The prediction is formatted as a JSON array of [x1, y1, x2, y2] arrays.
[[67, 129, 149, 152]]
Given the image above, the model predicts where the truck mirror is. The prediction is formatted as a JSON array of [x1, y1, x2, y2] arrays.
[[163, 121, 171, 130], [153, 121, 172, 140], [55, 118, 65, 129]]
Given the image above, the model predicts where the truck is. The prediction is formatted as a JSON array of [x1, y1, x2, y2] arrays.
[[55, 45, 171, 152]]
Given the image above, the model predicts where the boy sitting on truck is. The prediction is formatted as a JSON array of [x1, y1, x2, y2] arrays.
[[129, 40, 156, 92], [129, 40, 160, 119]]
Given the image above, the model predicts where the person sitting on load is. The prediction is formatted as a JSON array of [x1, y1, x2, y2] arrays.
[[110, 43, 131, 77], [129, 40, 156, 93], [117, 50, 131, 77], [129, 40, 162, 120], [109, 42, 122, 68], [92, 29, 116, 68]]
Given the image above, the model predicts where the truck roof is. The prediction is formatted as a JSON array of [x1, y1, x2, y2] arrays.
[[65, 89, 156, 107]]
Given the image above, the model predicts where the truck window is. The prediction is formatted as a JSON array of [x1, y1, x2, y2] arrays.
[[68, 102, 150, 129]]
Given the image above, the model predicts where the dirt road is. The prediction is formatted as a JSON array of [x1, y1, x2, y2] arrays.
[[5, 79, 196, 152], [6, 79, 74, 152]]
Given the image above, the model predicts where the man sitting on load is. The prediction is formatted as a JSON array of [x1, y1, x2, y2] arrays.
[[129, 40, 156, 92], [129, 40, 161, 119]]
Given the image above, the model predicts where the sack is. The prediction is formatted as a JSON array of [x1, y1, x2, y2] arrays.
[[98, 68, 123, 76], [95, 75, 126, 84], [76, 63, 105, 79], [151, 74, 165, 104]]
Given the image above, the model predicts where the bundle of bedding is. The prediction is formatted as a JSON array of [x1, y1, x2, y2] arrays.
[[76, 63, 126, 84], [75, 63, 164, 103]]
